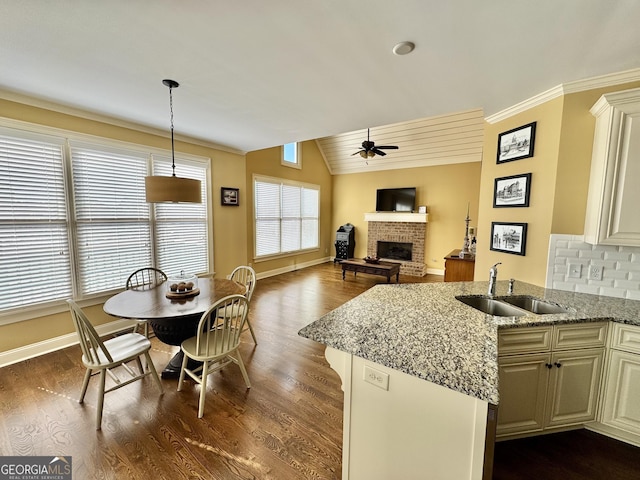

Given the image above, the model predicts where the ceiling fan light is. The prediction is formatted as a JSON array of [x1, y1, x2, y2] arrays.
[[360, 151, 367, 159], [145, 175, 202, 203], [367, 151, 375, 158]]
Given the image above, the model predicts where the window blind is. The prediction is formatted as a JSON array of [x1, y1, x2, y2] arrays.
[[71, 142, 152, 295], [0, 124, 212, 317], [301, 187, 319, 249], [254, 177, 319, 258], [152, 156, 209, 276], [0, 130, 72, 309], [255, 180, 281, 257]]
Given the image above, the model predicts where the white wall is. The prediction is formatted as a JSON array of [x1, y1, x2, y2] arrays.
[[546, 234, 640, 300]]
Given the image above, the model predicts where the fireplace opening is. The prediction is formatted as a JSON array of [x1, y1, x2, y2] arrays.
[[377, 241, 412, 261]]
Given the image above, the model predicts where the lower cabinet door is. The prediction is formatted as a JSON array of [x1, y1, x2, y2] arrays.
[[545, 348, 604, 428], [601, 349, 640, 436], [497, 353, 550, 436]]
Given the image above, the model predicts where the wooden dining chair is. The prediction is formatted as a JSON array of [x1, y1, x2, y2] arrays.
[[66, 299, 164, 429], [178, 294, 251, 418], [219, 265, 257, 344], [126, 267, 167, 337]]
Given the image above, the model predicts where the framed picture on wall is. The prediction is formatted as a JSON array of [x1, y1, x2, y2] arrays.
[[493, 173, 532, 208], [490, 222, 528, 256], [497, 122, 536, 163], [221, 187, 239, 206]]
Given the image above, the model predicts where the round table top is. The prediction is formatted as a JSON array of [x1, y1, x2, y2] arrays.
[[103, 277, 245, 320]]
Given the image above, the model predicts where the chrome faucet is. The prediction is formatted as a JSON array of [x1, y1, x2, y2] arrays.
[[488, 262, 501, 296], [508, 278, 515, 295]]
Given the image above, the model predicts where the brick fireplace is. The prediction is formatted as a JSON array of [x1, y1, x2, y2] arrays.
[[365, 212, 428, 276]]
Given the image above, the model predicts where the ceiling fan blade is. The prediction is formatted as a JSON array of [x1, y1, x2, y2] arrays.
[[377, 145, 399, 150], [372, 148, 387, 156], [352, 150, 365, 156]]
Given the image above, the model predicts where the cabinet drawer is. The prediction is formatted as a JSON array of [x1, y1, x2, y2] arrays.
[[498, 326, 552, 355], [553, 322, 608, 350], [611, 322, 640, 354]]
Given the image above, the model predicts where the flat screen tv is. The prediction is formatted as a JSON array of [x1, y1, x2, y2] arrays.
[[376, 187, 416, 212]]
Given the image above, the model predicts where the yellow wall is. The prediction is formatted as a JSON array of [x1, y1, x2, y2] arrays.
[[475, 80, 640, 286], [553, 81, 640, 234], [331, 162, 482, 271], [475, 98, 564, 285], [4, 78, 640, 353], [0, 98, 247, 352], [245, 140, 333, 275]]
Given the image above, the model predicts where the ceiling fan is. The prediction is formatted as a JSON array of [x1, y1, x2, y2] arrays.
[[352, 128, 399, 159]]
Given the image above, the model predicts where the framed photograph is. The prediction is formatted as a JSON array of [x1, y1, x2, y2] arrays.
[[493, 173, 532, 208], [490, 222, 528, 256], [221, 187, 239, 206], [497, 122, 536, 163]]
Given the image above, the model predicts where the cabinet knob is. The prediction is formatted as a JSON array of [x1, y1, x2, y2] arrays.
[[546, 363, 553, 369], [555, 362, 562, 368]]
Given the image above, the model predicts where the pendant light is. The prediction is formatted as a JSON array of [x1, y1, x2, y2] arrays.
[[145, 79, 202, 203]]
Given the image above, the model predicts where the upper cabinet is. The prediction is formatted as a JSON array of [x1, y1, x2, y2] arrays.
[[584, 87, 640, 246]]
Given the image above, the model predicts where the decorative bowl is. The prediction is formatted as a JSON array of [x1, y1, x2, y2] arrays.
[[364, 256, 380, 264]]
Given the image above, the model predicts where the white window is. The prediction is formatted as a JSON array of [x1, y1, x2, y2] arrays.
[[71, 141, 153, 295], [151, 156, 208, 276], [0, 125, 209, 318], [281, 142, 301, 169], [254, 176, 319, 258], [0, 129, 72, 310]]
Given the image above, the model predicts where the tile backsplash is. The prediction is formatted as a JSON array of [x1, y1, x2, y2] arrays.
[[546, 234, 640, 300]]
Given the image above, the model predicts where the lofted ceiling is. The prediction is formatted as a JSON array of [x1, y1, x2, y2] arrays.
[[2, 1, 640, 174], [317, 109, 484, 175]]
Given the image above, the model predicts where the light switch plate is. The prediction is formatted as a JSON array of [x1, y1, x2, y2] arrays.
[[568, 263, 582, 278]]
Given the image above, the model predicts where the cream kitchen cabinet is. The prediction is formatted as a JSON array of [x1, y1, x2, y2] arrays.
[[497, 322, 608, 438], [584, 87, 640, 246], [599, 323, 640, 444]]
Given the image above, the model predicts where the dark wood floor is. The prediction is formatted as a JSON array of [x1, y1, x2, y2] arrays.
[[0, 262, 439, 479], [1, 262, 639, 479], [493, 429, 640, 480]]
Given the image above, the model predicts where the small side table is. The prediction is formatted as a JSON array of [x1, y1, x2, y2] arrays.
[[444, 249, 475, 282]]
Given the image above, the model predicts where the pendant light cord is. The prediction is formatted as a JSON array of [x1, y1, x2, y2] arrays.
[[168, 83, 176, 177]]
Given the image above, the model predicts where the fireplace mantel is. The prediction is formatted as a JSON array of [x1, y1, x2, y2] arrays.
[[364, 212, 428, 223]]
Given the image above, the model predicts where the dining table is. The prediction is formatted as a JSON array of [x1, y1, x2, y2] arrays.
[[103, 277, 245, 378]]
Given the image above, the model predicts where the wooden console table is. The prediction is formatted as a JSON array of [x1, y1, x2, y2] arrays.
[[444, 249, 475, 282], [341, 259, 400, 283]]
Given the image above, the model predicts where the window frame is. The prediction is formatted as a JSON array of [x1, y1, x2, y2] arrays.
[[253, 174, 320, 261], [0, 117, 211, 325], [281, 142, 302, 169]]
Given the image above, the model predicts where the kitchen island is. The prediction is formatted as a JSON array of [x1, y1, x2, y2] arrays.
[[298, 280, 640, 480]]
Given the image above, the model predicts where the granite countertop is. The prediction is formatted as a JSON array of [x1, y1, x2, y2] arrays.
[[297, 280, 640, 405]]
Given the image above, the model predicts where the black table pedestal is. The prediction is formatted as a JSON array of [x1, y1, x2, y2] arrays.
[[148, 314, 202, 379]]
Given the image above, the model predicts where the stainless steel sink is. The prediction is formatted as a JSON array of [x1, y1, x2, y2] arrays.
[[497, 295, 571, 314], [456, 295, 526, 317]]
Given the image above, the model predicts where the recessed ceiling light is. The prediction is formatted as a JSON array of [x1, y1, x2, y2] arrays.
[[392, 41, 415, 56]]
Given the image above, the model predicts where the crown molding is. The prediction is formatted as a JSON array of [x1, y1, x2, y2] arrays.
[[0, 89, 245, 155], [486, 67, 640, 124]]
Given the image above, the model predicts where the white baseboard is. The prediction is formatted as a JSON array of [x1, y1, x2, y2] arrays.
[[587, 422, 640, 448], [1, 258, 332, 368], [2, 258, 440, 368], [255, 256, 332, 280], [0, 318, 136, 368]]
